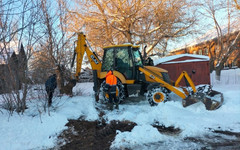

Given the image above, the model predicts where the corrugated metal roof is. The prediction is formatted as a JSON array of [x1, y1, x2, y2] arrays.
[[154, 54, 209, 65]]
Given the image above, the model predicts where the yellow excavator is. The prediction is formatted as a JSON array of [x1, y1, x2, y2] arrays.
[[71, 32, 223, 110]]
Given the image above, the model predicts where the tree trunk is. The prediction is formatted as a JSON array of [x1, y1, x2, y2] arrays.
[[126, 31, 132, 43], [209, 58, 215, 73], [55, 65, 65, 93], [215, 62, 224, 81], [215, 68, 221, 81], [21, 83, 28, 114], [55, 65, 75, 95]]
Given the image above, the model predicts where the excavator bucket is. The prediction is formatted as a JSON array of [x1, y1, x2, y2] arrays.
[[182, 85, 224, 110]]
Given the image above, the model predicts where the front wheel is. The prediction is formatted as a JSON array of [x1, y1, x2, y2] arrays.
[[99, 79, 126, 104], [146, 86, 169, 106]]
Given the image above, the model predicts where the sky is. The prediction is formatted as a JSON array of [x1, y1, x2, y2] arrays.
[[169, 0, 239, 51], [1, 0, 238, 54]]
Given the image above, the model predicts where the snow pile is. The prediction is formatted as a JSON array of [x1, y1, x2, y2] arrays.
[[108, 88, 240, 149], [111, 124, 172, 149], [0, 84, 98, 150], [0, 69, 240, 150]]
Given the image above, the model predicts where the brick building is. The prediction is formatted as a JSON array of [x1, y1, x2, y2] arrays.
[[170, 21, 240, 68]]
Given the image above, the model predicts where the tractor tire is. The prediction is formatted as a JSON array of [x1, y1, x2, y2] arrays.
[[146, 86, 169, 106], [99, 79, 125, 104]]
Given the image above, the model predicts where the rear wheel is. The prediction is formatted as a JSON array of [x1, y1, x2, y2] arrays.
[[146, 86, 169, 106], [99, 79, 125, 104]]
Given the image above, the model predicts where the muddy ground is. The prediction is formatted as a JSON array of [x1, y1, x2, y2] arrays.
[[56, 119, 135, 150], [52, 112, 240, 150], [52, 98, 240, 150]]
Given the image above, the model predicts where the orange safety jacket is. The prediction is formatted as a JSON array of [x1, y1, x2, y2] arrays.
[[106, 71, 117, 85], [105, 71, 117, 93]]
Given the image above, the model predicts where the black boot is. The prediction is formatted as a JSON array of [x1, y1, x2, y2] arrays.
[[107, 103, 113, 111], [48, 97, 52, 107], [115, 103, 119, 110]]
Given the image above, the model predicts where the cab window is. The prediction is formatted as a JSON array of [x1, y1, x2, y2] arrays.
[[133, 49, 143, 66], [102, 48, 114, 71], [115, 47, 133, 78]]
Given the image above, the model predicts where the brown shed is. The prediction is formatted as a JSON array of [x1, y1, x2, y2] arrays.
[[154, 54, 210, 86]]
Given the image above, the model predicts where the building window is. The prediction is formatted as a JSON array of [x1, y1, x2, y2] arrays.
[[205, 48, 209, 55], [198, 50, 202, 55]]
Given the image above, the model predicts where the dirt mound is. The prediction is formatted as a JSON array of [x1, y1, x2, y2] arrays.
[[55, 118, 240, 150], [56, 119, 136, 150]]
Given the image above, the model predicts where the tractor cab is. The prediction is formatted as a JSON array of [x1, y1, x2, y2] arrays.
[[101, 44, 143, 79]]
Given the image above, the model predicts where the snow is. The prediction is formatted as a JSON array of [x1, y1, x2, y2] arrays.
[[0, 69, 240, 150], [0, 85, 98, 150], [112, 124, 173, 149], [153, 54, 209, 65]]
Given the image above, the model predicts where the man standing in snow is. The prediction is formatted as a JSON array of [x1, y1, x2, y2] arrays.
[[104, 70, 119, 110], [45, 74, 57, 106]]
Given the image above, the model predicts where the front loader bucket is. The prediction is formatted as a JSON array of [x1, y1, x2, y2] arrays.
[[203, 90, 224, 110], [182, 88, 224, 110]]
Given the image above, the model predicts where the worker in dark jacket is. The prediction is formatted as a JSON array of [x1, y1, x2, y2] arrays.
[[45, 74, 57, 106], [104, 70, 119, 110]]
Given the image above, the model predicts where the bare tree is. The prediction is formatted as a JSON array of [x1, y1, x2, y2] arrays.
[[234, 0, 240, 10], [0, 0, 41, 114], [32, 0, 75, 95], [199, 0, 240, 80], [66, 0, 197, 56], [0, 0, 76, 114]]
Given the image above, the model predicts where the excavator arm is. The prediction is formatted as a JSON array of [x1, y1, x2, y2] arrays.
[[73, 32, 102, 79], [139, 67, 189, 99], [139, 67, 223, 110], [175, 71, 196, 91]]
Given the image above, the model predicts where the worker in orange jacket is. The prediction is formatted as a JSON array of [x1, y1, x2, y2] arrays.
[[104, 70, 119, 110]]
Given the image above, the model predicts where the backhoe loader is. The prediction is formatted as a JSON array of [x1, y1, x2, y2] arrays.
[[72, 32, 223, 110]]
